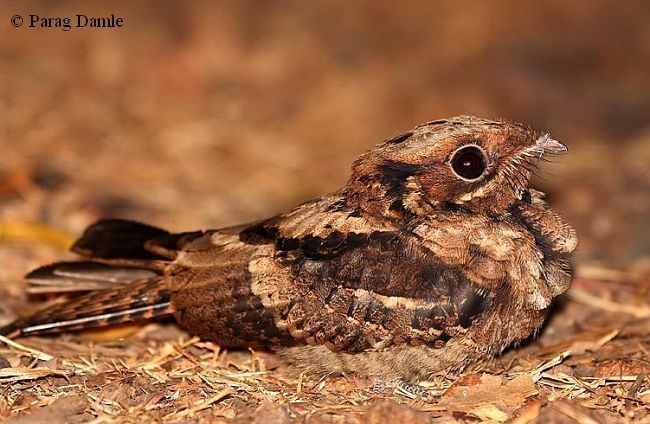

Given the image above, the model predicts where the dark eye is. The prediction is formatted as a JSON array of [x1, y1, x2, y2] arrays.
[[451, 146, 487, 180]]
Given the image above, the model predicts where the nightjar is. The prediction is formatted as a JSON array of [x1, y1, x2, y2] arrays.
[[1, 116, 577, 382]]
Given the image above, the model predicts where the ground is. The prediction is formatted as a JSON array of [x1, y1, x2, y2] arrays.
[[1, 1, 649, 422]]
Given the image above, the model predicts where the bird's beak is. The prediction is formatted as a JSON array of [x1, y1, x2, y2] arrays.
[[535, 134, 567, 154]]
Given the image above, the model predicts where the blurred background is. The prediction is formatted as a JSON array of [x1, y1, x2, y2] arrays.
[[1, 0, 649, 275], [1, 3, 649, 421]]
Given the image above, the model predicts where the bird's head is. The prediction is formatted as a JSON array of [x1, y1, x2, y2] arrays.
[[346, 115, 567, 217]]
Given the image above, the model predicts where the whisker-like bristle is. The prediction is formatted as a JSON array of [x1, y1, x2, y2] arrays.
[[520, 162, 546, 180], [522, 151, 555, 163]]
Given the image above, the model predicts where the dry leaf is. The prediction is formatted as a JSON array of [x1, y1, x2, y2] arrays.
[[0, 222, 74, 250], [471, 403, 508, 422], [442, 374, 537, 408], [439, 373, 537, 421], [0, 367, 66, 382], [511, 399, 543, 424]]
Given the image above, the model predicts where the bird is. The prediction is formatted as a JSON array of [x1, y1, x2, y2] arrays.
[[0, 115, 577, 382]]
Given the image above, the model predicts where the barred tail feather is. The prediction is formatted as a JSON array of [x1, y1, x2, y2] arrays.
[[0, 277, 174, 338]]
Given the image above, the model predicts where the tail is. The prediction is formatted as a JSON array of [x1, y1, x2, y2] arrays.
[[1, 219, 201, 338], [0, 277, 173, 337]]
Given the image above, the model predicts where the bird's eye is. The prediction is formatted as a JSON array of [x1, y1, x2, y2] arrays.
[[450, 145, 487, 180]]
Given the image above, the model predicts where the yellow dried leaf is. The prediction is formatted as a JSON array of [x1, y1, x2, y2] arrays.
[[80, 323, 145, 342], [0, 221, 74, 250]]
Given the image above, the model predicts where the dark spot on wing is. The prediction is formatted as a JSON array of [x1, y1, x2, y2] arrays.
[[389, 199, 403, 212], [457, 289, 490, 328], [276, 231, 390, 260], [239, 221, 280, 245], [442, 202, 464, 213]]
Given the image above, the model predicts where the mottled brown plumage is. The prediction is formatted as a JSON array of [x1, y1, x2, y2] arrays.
[[1, 115, 577, 382]]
